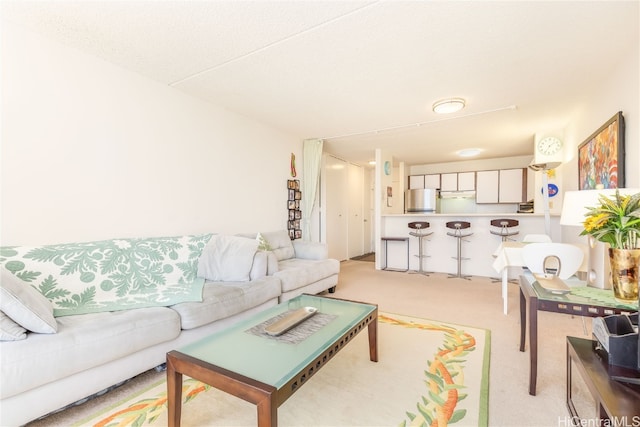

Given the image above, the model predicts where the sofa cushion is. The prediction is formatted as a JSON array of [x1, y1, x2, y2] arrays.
[[249, 251, 267, 280], [275, 258, 340, 293], [260, 230, 295, 261], [0, 269, 57, 334], [0, 312, 27, 341], [197, 235, 258, 282], [170, 276, 281, 330], [0, 307, 180, 399]]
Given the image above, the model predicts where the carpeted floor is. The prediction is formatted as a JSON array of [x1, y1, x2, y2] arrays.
[[28, 260, 593, 426], [71, 312, 490, 427]]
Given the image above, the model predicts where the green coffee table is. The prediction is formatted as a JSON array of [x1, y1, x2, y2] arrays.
[[166, 294, 378, 427]]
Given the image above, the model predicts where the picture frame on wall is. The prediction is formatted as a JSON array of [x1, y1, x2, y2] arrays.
[[578, 111, 625, 190]]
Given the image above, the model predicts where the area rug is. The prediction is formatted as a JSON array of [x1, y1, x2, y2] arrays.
[[74, 313, 490, 427]]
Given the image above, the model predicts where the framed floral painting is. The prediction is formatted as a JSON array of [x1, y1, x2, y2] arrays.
[[578, 111, 625, 190]]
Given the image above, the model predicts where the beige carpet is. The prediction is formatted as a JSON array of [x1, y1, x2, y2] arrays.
[[70, 312, 489, 427], [28, 260, 592, 426]]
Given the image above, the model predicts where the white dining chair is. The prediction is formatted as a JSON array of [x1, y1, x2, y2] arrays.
[[521, 242, 584, 279]]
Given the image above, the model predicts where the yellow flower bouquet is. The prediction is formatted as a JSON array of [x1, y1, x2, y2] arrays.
[[581, 190, 640, 249]]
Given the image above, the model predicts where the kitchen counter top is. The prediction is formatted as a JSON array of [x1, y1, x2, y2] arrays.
[[382, 212, 557, 217]]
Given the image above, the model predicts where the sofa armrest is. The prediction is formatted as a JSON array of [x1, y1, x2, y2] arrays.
[[292, 241, 328, 260]]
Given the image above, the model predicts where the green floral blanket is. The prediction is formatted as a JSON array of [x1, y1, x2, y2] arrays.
[[0, 234, 212, 317]]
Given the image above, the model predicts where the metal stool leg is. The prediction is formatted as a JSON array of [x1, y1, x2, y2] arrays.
[[447, 233, 471, 280], [409, 234, 431, 276]]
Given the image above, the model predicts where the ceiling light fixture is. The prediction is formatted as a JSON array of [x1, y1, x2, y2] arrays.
[[433, 98, 466, 114], [457, 148, 482, 157]]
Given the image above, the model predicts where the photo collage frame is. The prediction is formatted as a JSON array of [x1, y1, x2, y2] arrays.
[[287, 179, 302, 240]]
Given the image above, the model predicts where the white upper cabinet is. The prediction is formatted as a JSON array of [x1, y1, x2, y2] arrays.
[[440, 172, 474, 191], [476, 170, 499, 203], [499, 169, 525, 203], [424, 174, 441, 189], [440, 173, 458, 191], [408, 175, 425, 189], [458, 172, 475, 191]]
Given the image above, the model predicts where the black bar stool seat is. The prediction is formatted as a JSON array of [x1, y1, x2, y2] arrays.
[[490, 218, 520, 242]]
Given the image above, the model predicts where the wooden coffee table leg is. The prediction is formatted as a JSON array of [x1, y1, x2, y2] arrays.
[[368, 313, 378, 362], [167, 353, 183, 427], [256, 395, 278, 427]]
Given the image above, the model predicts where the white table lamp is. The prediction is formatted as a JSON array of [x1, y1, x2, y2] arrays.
[[560, 188, 640, 288]]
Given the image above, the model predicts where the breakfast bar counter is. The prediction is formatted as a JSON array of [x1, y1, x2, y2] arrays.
[[380, 213, 560, 280]]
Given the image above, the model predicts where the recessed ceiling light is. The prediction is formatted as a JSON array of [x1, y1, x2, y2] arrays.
[[457, 148, 482, 157], [433, 98, 466, 114]]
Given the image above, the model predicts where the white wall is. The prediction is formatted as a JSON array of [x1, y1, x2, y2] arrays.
[[561, 43, 640, 191], [1, 22, 301, 245]]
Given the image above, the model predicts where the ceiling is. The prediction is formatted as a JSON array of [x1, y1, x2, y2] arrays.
[[2, 1, 638, 167]]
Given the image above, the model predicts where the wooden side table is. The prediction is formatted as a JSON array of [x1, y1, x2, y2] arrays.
[[566, 336, 640, 424], [519, 273, 637, 395]]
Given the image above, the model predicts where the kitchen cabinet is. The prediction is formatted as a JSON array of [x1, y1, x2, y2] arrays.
[[408, 175, 425, 189], [458, 172, 475, 191], [476, 168, 526, 204], [425, 174, 440, 189], [499, 169, 526, 203], [440, 172, 475, 191], [476, 170, 499, 203], [440, 173, 458, 191]]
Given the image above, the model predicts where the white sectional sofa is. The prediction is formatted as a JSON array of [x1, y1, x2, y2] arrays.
[[0, 231, 339, 426]]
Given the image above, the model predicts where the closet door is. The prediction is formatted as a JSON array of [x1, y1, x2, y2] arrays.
[[348, 163, 364, 258], [324, 155, 348, 261]]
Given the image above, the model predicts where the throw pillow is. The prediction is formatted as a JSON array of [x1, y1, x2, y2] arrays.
[[0, 311, 27, 341], [0, 269, 57, 334], [256, 233, 273, 251], [197, 235, 259, 282], [260, 230, 295, 261]]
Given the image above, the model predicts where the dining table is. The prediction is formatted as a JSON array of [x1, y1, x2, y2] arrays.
[[492, 242, 527, 314]]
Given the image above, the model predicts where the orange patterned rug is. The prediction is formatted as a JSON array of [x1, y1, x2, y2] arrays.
[[75, 313, 490, 427]]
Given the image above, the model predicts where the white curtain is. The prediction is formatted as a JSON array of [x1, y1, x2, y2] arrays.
[[301, 138, 323, 241]]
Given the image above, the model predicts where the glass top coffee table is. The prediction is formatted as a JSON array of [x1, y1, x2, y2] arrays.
[[166, 294, 378, 427]]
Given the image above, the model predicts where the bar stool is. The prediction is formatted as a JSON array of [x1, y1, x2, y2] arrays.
[[446, 221, 472, 280], [490, 219, 519, 283], [490, 218, 519, 242], [408, 221, 433, 276]]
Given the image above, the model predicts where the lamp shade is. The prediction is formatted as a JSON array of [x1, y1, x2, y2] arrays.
[[560, 188, 640, 289], [560, 189, 640, 226]]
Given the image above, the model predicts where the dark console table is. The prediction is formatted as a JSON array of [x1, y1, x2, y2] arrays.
[[519, 273, 637, 395], [567, 337, 640, 424]]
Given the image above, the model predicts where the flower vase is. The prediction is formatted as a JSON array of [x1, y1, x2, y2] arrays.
[[608, 248, 640, 304]]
